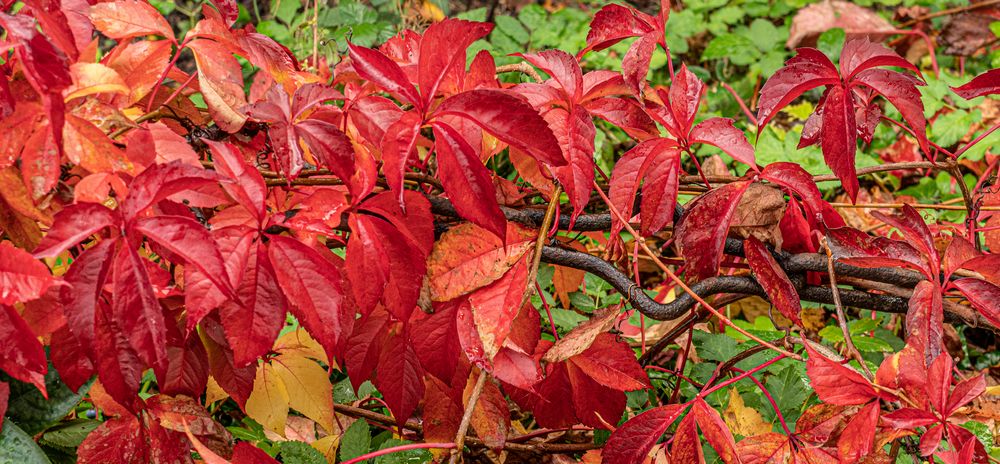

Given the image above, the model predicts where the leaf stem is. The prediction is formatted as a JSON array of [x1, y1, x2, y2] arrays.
[[343, 443, 457, 464], [448, 370, 489, 464], [592, 181, 803, 361]]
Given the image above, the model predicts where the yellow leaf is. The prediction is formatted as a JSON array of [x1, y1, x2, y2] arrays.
[[312, 435, 340, 463], [204, 376, 228, 406], [245, 362, 290, 435], [420, 0, 445, 22], [272, 352, 336, 435], [274, 329, 328, 365], [723, 388, 773, 437], [65, 63, 130, 102], [986, 385, 1000, 396]]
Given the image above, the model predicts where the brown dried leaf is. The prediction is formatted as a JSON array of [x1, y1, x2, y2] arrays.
[[541, 307, 619, 364], [940, 13, 997, 56], [788, 0, 894, 48], [729, 183, 786, 250]]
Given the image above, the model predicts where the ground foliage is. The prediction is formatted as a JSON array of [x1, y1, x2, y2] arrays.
[[1, 0, 1000, 463]]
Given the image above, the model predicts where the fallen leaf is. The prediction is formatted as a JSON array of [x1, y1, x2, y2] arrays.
[[787, 0, 894, 48]]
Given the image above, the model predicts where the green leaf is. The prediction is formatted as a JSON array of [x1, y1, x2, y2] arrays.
[[272, 0, 301, 24], [495, 16, 529, 44], [280, 441, 326, 464], [375, 439, 433, 464], [339, 419, 371, 462], [748, 19, 783, 51], [702, 34, 759, 65], [765, 364, 809, 417], [518, 4, 547, 32], [0, 421, 51, 463], [39, 419, 99, 449], [818, 28, 845, 61], [851, 336, 894, 352], [692, 330, 740, 362], [932, 110, 973, 147], [4, 364, 92, 435]]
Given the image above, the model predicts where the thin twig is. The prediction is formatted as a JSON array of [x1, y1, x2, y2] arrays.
[[520, 185, 563, 311], [897, 0, 1000, 28], [449, 370, 489, 464], [823, 239, 873, 379], [591, 181, 803, 361], [496, 63, 543, 83]]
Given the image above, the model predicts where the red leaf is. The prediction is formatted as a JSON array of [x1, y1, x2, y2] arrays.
[[93, 304, 144, 412], [567, 333, 649, 392], [78, 417, 147, 464], [380, 110, 423, 205], [671, 413, 706, 463], [188, 38, 248, 133], [184, 226, 255, 330], [804, 341, 878, 405], [346, 212, 428, 320], [825, 226, 929, 277], [836, 401, 879, 462], [756, 49, 839, 128], [467, 259, 529, 359], [60, 239, 116, 361], [881, 408, 937, 429], [906, 280, 944, 364], [870, 204, 938, 273], [0, 240, 53, 305], [585, 97, 659, 141], [221, 242, 287, 366], [201, 317, 255, 407], [121, 160, 223, 222], [692, 397, 741, 464], [602, 405, 685, 464], [689, 118, 756, 169], [50, 325, 95, 393], [134, 215, 236, 301], [516, 50, 584, 101], [582, 3, 655, 54], [375, 329, 425, 425], [89, 0, 174, 41], [952, 68, 1000, 99], [621, 32, 658, 95], [296, 119, 371, 200], [410, 301, 461, 383], [422, 375, 464, 446], [268, 235, 352, 362], [675, 180, 753, 279], [761, 162, 845, 228], [159, 327, 209, 398], [0, 304, 47, 395], [492, 347, 541, 391], [954, 278, 1000, 327], [465, 372, 510, 451], [426, 222, 536, 302], [608, 138, 680, 237], [549, 106, 597, 221], [418, 19, 492, 107], [435, 89, 566, 167], [853, 68, 928, 152], [33, 202, 117, 258], [946, 374, 985, 416], [744, 236, 803, 325], [433, 121, 507, 239], [344, 308, 390, 392], [205, 141, 267, 222], [667, 65, 706, 135], [111, 246, 169, 374], [820, 85, 860, 201], [348, 42, 421, 107]]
